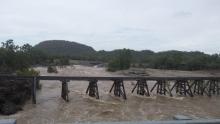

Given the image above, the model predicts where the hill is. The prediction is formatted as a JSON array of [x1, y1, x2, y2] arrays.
[[34, 40, 96, 59], [33, 40, 220, 70]]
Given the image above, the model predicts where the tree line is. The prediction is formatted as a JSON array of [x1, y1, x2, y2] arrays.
[[1, 39, 220, 74], [105, 49, 220, 71], [0, 40, 72, 74]]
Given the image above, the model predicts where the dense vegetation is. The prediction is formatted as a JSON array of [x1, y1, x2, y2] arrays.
[[107, 49, 132, 71], [97, 49, 220, 71], [1, 39, 220, 72], [147, 51, 220, 70], [0, 39, 47, 74], [0, 40, 46, 115], [0, 40, 71, 74], [33, 40, 220, 71]]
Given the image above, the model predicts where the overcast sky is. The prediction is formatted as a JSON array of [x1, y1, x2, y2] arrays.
[[0, 0, 220, 53]]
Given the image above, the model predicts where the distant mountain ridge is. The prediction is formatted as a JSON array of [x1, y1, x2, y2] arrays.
[[33, 40, 220, 70], [34, 40, 96, 58], [34, 40, 154, 61]]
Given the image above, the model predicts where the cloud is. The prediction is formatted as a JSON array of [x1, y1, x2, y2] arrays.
[[0, 0, 220, 54], [173, 11, 192, 18]]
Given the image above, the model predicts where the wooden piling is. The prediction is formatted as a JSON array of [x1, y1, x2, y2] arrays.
[[132, 79, 150, 96], [86, 79, 99, 99], [171, 80, 193, 97], [217, 80, 220, 95], [32, 77, 37, 104], [191, 80, 206, 95], [208, 80, 220, 96], [151, 80, 168, 96], [109, 79, 127, 99], [61, 80, 69, 102]]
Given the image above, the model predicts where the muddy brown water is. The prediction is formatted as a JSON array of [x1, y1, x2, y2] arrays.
[[0, 65, 220, 124]]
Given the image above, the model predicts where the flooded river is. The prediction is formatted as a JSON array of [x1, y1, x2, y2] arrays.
[[1, 65, 220, 124]]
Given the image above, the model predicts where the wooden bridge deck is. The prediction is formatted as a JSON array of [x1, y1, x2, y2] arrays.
[[1, 75, 220, 80], [0, 75, 220, 104]]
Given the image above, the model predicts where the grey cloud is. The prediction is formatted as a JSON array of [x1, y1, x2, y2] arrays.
[[0, 0, 220, 54], [173, 11, 192, 18]]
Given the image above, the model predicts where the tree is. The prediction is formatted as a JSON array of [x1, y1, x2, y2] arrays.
[[20, 43, 32, 53], [107, 49, 132, 71], [1, 39, 19, 52], [0, 39, 48, 73]]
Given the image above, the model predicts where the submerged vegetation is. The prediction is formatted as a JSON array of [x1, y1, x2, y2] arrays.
[[47, 66, 58, 73]]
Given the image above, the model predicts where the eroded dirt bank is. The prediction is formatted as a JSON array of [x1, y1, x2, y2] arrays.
[[0, 65, 220, 124]]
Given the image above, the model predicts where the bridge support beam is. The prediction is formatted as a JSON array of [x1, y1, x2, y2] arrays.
[[109, 79, 127, 100], [190, 80, 207, 96], [132, 79, 150, 96], [32, 77, 37, 104], [171, 80, 193, 97], [151, 80, 171, 96], [61, 80, 69, 102], [86, 79, 99, 99], [208, 80, 220, 96]]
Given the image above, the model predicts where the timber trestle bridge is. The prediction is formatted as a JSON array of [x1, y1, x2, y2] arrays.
[[0, 75, 220, 104]]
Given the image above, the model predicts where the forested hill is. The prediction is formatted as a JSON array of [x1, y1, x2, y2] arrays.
[[34, 40, 96, 58], [33, 40, 220, 70], [34, 40, 155, 61]]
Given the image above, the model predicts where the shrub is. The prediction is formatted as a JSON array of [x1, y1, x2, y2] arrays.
[[16, 68, 39, 76], [16, 68, 41, 89]]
